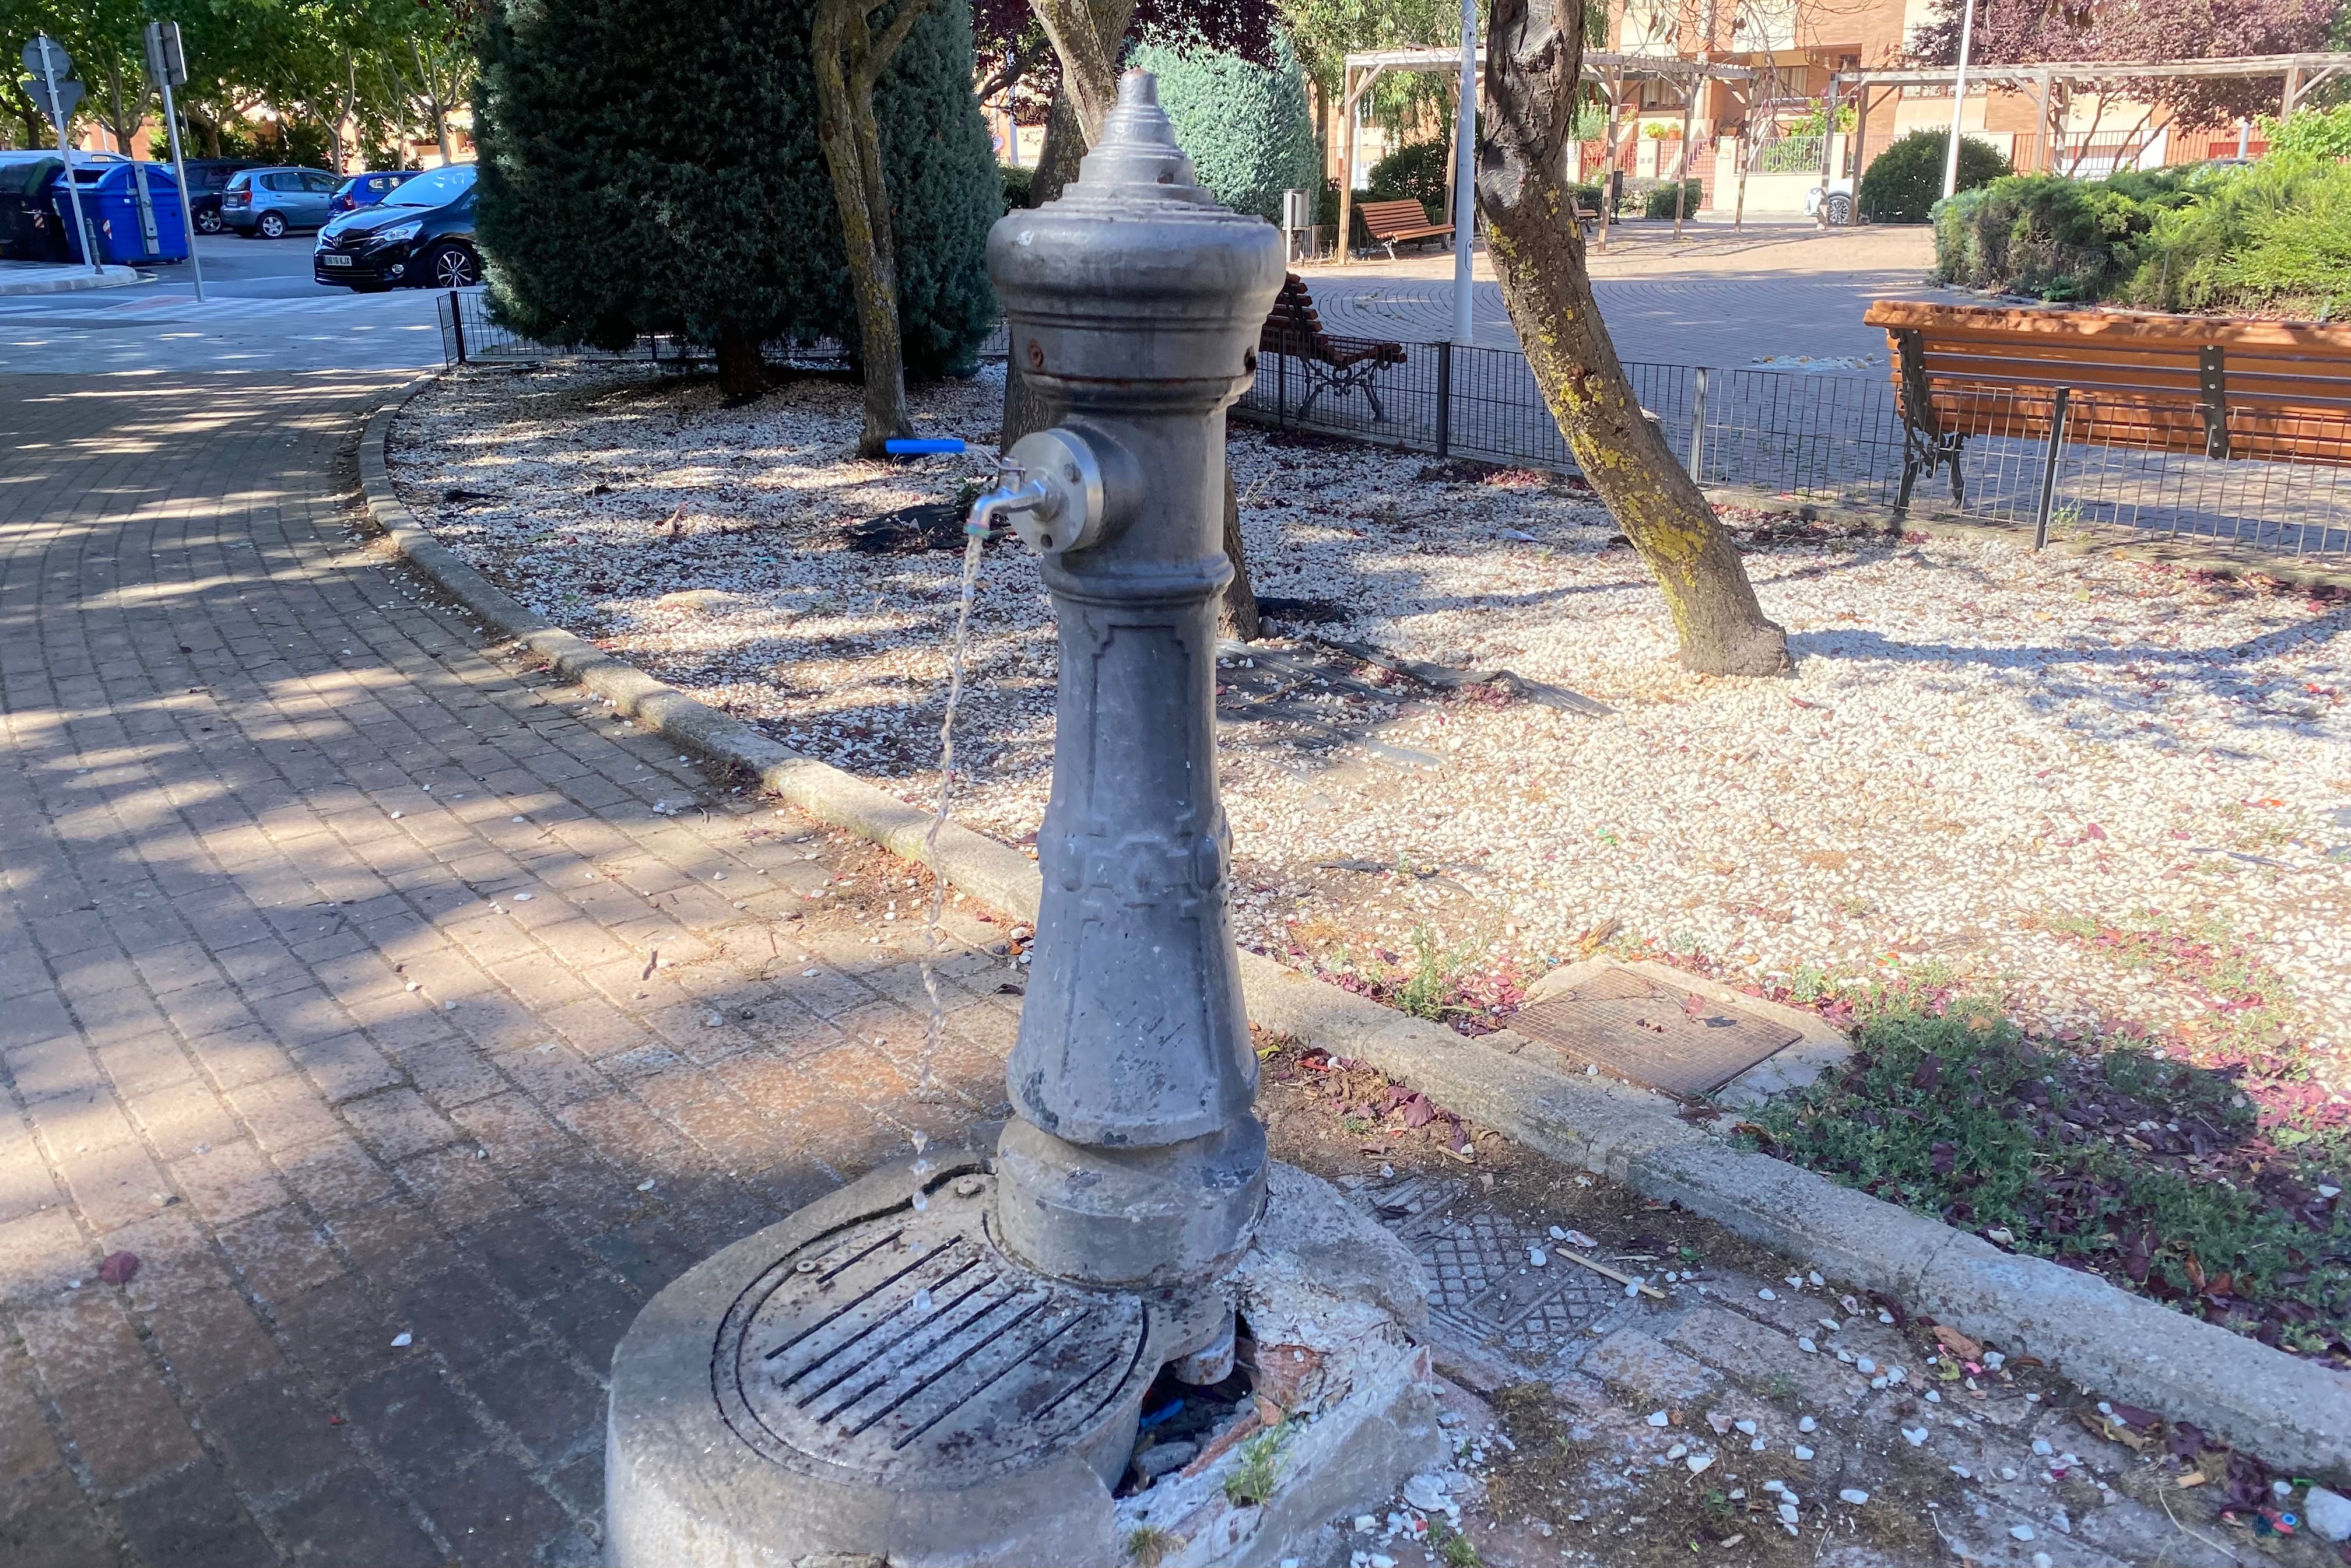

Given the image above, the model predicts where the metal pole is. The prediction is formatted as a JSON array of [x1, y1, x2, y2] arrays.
[[449, 290, 468, 363], [1687, 367, 1708, 480], [1338, 65, 1358, 265], [33, 37, 100, 274], [1672, 73, 1696, 239], [2032, 385, 2071, 550], [1598, 69, 1622, 250], [1942, 0, 1977, 202], [1452, 0, 1476, 347], [1816, 73, 1838, 227], [1436, 340, 1452, 458], [156, 71, 204, 300]]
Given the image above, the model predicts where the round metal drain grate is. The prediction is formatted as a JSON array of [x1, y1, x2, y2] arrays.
[[713, 1176, 1150, 1483]]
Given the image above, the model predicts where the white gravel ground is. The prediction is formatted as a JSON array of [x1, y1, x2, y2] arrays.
[[390, 363, 2351, 1069]]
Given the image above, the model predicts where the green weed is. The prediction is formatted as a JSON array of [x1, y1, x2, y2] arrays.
[[1223, 1423, 1288, 1507]]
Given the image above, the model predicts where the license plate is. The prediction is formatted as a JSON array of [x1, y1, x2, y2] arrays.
[[321, 254, 352, 266]]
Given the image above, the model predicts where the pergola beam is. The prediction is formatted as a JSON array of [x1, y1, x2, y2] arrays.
[[1845, 51, 2351, 89]]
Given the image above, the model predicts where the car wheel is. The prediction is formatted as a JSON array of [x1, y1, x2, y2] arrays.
[[1824, 192, 1854, 226], [257, 211, 287, 239], [423, 243, 481, 289], [194, 207, 222, 235]]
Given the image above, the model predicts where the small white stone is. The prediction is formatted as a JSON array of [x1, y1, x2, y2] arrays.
[[1903, 1426, 1929, 1447], [1807, 1271, 1824, 1286], [1528, 1247, 1547, 1267], [1647, 1411, 1669, 1427], [1798, 1337, 1817, 1353], [1777, 1503, 1799, 1525], [1685, 1454, 1715, 1475], [1798, 1416, 1816, 1433], [1840, 1489, 1870, 1506], [1758, 1288, 1777, 1300], [1750, 1439, 1765, 1451], [1735, 1420, 1757, 1436], [1352, 1517, 1377, 1533], [391, 1331, 412, 1347], [1667, 1443, 1687, 1460], [2010, 1524, 2036, 1542], [1855, 1357, 1876, 1374], [1983, 1352, 2005, 1370], [1878, 1310, 1895, 1324], [1763, 1481, 1785, 1494], [2032, 1439, 2053, 1455]]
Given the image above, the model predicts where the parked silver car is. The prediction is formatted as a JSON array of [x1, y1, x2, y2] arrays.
[[219, 166, 338, 238]]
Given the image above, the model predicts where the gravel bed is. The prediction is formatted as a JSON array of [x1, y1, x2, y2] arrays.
[[389, 363, 2351, 1080]]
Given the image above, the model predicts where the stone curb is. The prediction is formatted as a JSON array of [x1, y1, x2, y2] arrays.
[[0, 262, 143, 295], [357, 374, 2351, 1483]]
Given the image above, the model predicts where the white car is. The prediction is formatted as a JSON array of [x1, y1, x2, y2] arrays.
[[1806, 180, 1855, 225]]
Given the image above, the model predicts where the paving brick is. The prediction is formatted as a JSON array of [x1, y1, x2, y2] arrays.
[[51, 1364, 203, 1489], [143, 1287, 288, 1401], [216, 1204, 346, 1306], [171, 1138, 287, 1226], [341, 1089, 459, 1162], [271, 1467, 440, 1567], [340, 1361, 492, 1477], [199, 1375, 356, 1500], [424, 1449, 578, 1567], [113, 1460, 278, 1568]]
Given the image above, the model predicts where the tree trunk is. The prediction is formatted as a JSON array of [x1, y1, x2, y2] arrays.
[[1016, 0, 1258, 637], [1478, 0, 1788, 676], [815, 0, 931, 457], [715, 326, 765, 398], [413, 39, 453, 164]]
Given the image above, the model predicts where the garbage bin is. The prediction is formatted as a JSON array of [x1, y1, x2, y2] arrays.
[[0, 153, 69, 262], [59, 160, 187, 266]]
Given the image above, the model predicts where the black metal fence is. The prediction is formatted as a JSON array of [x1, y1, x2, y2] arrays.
[[1236, 338, 2351, 566], [434, 287, 2350, 567]]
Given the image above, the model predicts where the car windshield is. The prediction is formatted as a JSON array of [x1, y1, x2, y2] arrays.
[[383, 165, 474, 208]]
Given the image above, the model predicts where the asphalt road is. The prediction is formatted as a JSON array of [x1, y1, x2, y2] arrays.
[[0, 233, 446, 374]]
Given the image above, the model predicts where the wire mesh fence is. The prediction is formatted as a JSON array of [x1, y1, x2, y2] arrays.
[[434, 286, 2349, 567], [1236, 339, 2351, 566]]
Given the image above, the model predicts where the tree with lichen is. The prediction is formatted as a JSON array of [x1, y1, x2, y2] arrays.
[[1478, 0, 1788, 675]]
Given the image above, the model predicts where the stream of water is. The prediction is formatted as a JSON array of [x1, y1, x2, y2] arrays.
[[913, 525, 991, 1099]]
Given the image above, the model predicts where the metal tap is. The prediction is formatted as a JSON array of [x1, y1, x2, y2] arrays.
[[967, 429, 1113, 555]]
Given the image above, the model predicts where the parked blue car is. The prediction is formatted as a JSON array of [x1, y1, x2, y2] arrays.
[[329, 170, 420, 216]]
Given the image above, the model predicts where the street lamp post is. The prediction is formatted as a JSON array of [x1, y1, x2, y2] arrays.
[[1941, 0, 1978, 202]]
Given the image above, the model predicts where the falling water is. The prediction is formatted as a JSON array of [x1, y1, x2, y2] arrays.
[[914, 527, 991, 1099]]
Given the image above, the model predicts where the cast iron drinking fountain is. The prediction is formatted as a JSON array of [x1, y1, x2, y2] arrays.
[[605, 73, 1443, 1567]]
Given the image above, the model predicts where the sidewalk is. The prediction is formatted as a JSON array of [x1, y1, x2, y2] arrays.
[[0, 261, 143, 296], [0, 373, 1017, 1565]]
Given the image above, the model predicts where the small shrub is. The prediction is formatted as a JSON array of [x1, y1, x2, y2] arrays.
[[1127, 31, 1319, 223], [1858, 128, 2010, 223], [999, 163, 1031, 212], [1222, 1423, 1287, 1506], [1641, 178, 1703, 219], [1932, 169, 2188, 300], [1367, 138, 1450, 220], [2258, 101, 2351, 163], [2124, 155, 2351, 318]]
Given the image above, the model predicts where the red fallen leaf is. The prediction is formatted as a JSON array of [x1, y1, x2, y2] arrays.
[[2083, 822, 2107, 840], [1402, 1095, 1438, 1129], [1789, 697, 1822, 709], [2166, 1420, 2204, 1458], [97, 1251, 139, 1286], [1682, 993, 1706, 1019], [2111, 1403, 2160, 1429]]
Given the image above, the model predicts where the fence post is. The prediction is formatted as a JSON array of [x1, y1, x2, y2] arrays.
[[448, 289, 467, 365], [1436, 341, 1453, 460], [1276, 347, 1289, 429], [2032, 385, 2072, 550], [1686, 367, 1708, 481]]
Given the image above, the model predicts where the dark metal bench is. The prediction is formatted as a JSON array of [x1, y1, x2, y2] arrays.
[[1258, 272, 1408, 421]]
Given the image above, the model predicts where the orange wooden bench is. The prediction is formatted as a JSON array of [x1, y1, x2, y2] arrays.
[[1259, 272, 1408, 420], [1864, 301, 2351, 514], [1355, 197, 1453, 260]]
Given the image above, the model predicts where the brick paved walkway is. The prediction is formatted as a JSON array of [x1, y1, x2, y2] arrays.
[[0, 375, 1016, 1566]]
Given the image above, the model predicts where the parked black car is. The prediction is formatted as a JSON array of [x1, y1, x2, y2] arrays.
[[179, 158, 268, 234], [312, 163, 479, 291]]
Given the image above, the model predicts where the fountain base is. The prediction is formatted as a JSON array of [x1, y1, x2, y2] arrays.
[[604, 1159, 1441, 1567]]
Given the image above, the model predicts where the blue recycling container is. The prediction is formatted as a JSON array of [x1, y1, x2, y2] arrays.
[[57, 161, 188, 266]]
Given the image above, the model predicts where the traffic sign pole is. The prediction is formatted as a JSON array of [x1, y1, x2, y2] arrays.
[[26, 36, 100, 274], [146, 22, 204, 300]]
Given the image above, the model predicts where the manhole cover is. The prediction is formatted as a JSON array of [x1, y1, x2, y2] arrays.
[[1510, 967, 1801, 1097], [713, 1178, 1150, 1483]]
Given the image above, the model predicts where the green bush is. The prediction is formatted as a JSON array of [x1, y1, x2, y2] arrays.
[[999, 164, 1032, 212], [2259, 101, 2351, 163], [2125, 155, 2351, 318], [1858, 128, 2010, 223], [1641, 178, 1703, 219], [1932, 169, 2190, 301], [1366, 138, 1449, 220], [1127, 31, 1319, 224], [473, 0, 1000, 375]]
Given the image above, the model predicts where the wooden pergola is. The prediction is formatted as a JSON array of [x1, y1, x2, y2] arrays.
[[1817, 51, 2351, 210], [1335, 47, 1757, 258]]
